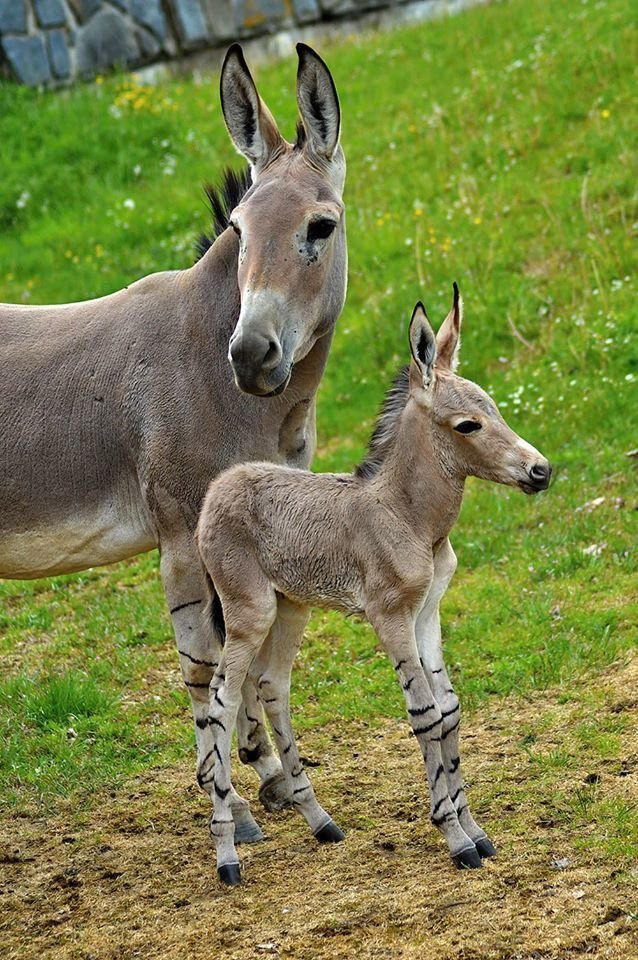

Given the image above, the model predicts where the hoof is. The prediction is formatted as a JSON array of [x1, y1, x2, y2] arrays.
[[218, 862, 242, 886], [233, 819, 265, 844], [475, 836, 497, 859], [452, 845, 482, 869], [258, 771, 292, 812], [314, 819, 345, 843]]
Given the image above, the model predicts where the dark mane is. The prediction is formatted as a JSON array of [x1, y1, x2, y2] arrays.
[[194, 165, 252, 262], [355, 366, 411, 480]]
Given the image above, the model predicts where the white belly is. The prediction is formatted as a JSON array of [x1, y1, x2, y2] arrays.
[[0, 504, 157, 579]]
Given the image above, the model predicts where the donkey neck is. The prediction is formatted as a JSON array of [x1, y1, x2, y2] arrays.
[[184, 230, 334, 457], [373, 398, 465, 544]]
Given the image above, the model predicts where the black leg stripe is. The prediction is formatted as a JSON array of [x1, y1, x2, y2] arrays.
[[441, 704, 460, 719], [170, 599, 203, 615], [214, 744, 223, 764], [431, 811, 453, 828], [214, 783, 230, 800], [293, 785, 310, 795], [449, 757, 460, 773], [431, 795, 447, 817], [431, 668, 443, 674], [451, 788, 462, 804], [409, 704, 436, 717], [185, 681, 210, 689], [291, 766, 304, 778], [209, 718, 226, 731], [245, 710, 260, 725], [433, 764, 445, 785], [394, 659, 407, 671], [178, 649, 218, 668], [441, 719, 461, 740], [413, 718, 442, 736], [403, 677, 414, 691], [283, 743, 292, 754]]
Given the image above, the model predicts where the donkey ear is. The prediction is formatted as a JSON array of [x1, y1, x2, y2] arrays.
[[436, 282, 463, 371], [409, 301, 437, 387], [296, 43, 341, 160], [220, 44, 284, 169]]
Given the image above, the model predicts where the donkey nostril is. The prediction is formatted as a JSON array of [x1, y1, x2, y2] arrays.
[[262, 338, 282, 371], [529, 464, 550, 484]]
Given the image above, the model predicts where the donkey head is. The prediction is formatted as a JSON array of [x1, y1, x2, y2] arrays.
[[408, 285, 552, 494], [220, 44, 346, 396]]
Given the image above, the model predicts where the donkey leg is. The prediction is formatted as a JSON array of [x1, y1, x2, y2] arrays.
[[159, 531, 263, 842], [370, 609, 480, 869], [255, 597, 344, 842], [415, 540, 496, 859]]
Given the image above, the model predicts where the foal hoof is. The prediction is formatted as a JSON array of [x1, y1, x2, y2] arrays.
[[218, 862, 242, 886], [452, 845, 482, 870], [314, 819, 345, 843], [258, 771, 292, 812], [475, 836, 497, 859], [233, 819, 265, 844]]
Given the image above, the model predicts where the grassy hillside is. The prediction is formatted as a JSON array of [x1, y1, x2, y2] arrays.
[[0, 0, 636, 877]]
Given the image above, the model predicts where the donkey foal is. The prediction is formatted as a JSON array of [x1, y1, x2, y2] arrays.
[[196, 285, 551, 885]]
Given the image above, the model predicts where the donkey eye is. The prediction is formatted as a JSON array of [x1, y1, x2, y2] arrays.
[[307, 218, 336, 243], [230, 220, 241, 237], [454, 420, 482, 434]]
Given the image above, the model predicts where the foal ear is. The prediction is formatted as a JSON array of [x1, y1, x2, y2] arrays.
[[296, 43, 341, 160], [409, 302, 437, 387], [220, 44, 284, 169], [436, 281, 463, 371]]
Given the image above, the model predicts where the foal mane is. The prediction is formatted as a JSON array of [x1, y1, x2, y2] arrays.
[[355, 366, 411, 480], [194, 165, 252, 262]]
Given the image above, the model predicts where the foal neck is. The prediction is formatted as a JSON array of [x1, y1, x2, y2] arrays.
[[374, 398, 465, 542]]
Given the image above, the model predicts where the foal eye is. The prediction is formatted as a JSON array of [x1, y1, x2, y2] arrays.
[[454, 420, 482, 434], [307, 218, 336, 243], [230, 220, 241, 237]]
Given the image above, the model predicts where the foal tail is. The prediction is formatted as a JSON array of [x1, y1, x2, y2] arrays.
[[202, 567, 227, 646]]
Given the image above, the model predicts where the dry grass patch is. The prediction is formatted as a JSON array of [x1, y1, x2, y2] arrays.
[[2, 658, 637, 959]]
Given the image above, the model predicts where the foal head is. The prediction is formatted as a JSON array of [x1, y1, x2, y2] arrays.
[[408, 285, 552, 494], [220, 44, 346, 397]]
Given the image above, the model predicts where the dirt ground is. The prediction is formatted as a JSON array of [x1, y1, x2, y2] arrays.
[[2, 659, 637, 960]]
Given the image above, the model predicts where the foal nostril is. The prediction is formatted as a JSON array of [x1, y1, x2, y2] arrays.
[[529, 463, 551, 486]]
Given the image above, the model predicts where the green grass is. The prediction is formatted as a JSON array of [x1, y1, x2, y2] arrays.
[[0, 0, 636, 836]]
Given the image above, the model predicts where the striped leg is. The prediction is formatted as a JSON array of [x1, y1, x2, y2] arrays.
[[236, 679, 292, 812], [253, 597, 344, 843], [207, 590, 278, 885], [159, 534, 264, 844], [370, 609, 480, 869], [415, 539, 496, 859]]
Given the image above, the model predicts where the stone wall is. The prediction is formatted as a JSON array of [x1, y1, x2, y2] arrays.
[[0, 0, 416, 86]]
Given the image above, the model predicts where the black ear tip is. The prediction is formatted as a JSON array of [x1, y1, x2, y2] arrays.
[[223, 42, 246, 72], [452, 281, 459, 299], [412, 300, 428, 320]]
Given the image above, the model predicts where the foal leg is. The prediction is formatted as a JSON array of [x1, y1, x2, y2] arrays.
[[208, 589, 278, 885], [416, 539, 496, 858], [159, 527, 265, 842], [252, 597, 344, 843], [370, 608, 480, 869]]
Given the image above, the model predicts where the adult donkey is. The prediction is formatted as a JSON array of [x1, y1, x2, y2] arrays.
[[0, 43, 346, 839]]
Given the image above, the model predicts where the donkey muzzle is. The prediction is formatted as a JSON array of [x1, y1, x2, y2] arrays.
[[520, 461, 552, 494], [228, 330, 289, 396]]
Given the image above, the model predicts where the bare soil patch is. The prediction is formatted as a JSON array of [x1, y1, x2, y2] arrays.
[[2, 659, 637, 960]]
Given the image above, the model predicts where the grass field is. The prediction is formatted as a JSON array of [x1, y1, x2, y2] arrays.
[[1, 0, 637, 955]]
